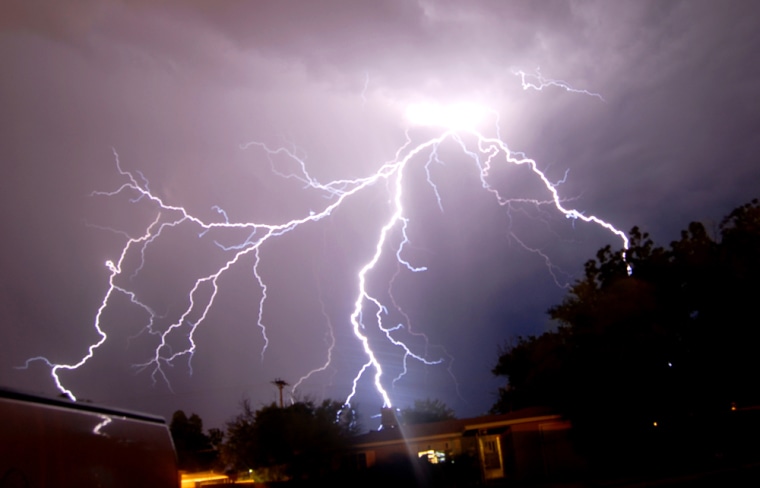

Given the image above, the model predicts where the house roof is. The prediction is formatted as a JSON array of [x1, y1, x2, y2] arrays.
[[350, 407, 561, 449]]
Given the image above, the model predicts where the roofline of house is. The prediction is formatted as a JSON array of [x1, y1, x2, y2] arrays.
[[352, 413, 565, 449], [463, 413, 562, 431]]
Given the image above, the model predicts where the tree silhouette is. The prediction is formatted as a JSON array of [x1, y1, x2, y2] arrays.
[[399, 398, 456, 425], [222, 398, 357, 481], [169, 410, 214, 472], [491, 199, 760, 466]]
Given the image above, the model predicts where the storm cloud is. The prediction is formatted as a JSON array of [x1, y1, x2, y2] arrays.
[[1, 0, 758, 429]]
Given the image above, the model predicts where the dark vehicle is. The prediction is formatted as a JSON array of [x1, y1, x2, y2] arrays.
[[0, 387, 179, 487]]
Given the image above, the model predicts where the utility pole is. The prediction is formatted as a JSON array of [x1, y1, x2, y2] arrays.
[[271, 378, 289, 408]]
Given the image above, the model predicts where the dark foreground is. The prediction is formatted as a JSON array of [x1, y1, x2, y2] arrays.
[[538, 461, 760, 488], [224, 459, 760, 488]]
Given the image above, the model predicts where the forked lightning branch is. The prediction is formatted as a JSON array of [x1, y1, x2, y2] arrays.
[[20, 71, 628, 408]]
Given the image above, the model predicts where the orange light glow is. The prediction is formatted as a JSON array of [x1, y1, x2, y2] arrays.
[[180, 471, 233, 487]]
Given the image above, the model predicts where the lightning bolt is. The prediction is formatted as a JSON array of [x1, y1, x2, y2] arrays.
[[21, 73, 629, 410], [386, 262, 458, 393], [291, 264, 338, 401], [513, 67, 606, 102]]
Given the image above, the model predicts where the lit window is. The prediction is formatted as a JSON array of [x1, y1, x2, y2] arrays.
[[418, 449, 447, 464]]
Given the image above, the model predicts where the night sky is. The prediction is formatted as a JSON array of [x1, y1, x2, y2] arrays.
[[2, 1, 759, 431]]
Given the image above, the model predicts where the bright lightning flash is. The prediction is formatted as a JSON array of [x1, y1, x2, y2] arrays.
[[405, 102, 493, 131], [20, 72, 628, 410]]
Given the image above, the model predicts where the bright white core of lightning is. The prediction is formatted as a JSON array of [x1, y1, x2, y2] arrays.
[[405, 102, 492, 131]]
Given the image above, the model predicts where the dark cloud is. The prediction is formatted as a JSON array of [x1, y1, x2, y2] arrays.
[[1, 1, 758, 429]]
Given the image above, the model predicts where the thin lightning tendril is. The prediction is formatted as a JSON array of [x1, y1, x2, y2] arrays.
[[513, 67, 606, 102], [20, 73, 629, 410], [386, 261, 459, 394]]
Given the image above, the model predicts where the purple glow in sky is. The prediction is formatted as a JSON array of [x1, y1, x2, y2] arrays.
[[2, 1, 759, 430]]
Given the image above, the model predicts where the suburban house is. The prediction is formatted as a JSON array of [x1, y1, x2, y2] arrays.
[[347, 407, 584, 484]]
